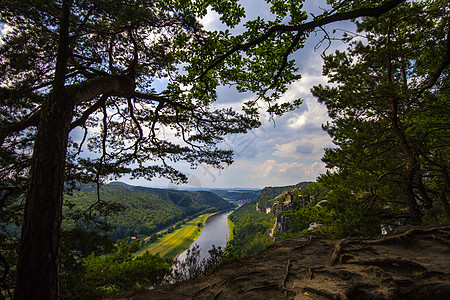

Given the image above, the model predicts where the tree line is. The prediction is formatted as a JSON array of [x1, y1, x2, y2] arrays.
[[1, 0, 447, 298]]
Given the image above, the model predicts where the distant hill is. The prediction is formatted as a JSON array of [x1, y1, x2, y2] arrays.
[[208, 189, 260, 202], [64, 182, 234, 240]]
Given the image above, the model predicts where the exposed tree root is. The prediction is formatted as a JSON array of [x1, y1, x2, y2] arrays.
[[124, 226, 450, 300], [192, 285, 209, 296], [212, 290, 223, 300], [307, 267, 314, 280], [210, 273, 239, 289], [330, 238, 345, 266], [347, 258, 427, 271], [416, 271, 446, 280], [281, 259, 293, 299], [313, 269, 360, 281], [293, 235, 313, 250], [431, 234, 450, 246], [366, 226, 450, 245], [342, 283, 377, 299], [281, 259, 291, 290]]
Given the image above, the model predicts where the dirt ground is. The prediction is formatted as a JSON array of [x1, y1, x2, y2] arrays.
[[117, 225, 450, 300]]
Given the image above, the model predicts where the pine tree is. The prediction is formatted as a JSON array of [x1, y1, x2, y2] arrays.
[[312, 0, 449, 233], [0, 0, 406, 297]]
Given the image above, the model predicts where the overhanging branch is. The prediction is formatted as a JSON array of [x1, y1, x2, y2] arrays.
[[199, 0, 405, 78], [70, 94, 109, 130]]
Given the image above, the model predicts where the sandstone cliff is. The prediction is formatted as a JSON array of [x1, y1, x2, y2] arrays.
[[117, 225, 450, 300]]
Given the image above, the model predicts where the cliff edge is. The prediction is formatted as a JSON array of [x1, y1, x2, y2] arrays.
[[117, 225, 450, 299]]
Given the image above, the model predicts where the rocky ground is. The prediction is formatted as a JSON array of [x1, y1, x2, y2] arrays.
[[117, 225, 450, 299]]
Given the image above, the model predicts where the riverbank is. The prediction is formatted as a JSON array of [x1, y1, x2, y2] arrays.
[[227, 217, 234, 244], [135, 213, 212, 259], [120, 225, 450, 300]]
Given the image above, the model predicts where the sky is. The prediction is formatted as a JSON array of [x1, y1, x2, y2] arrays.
[[0, 1, 356, 190], [126, 0, 356, 189]]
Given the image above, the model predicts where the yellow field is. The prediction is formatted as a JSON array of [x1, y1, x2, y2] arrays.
[[135, 213, 212, 259]]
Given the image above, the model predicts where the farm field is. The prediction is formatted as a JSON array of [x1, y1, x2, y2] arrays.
[[135, 213, 212, 259]]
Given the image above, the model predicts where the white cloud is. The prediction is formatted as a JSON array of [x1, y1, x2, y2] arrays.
[[0, 24, 12, 45], [288, 114, 307, 129], [200, 8, 222, 31], [249, 159, 326, 183], [114, 0, 350, 189], [273, 134, 331, 159]]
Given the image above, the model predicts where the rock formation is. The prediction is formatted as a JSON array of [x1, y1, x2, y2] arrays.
[[120, 225, 450, 300]]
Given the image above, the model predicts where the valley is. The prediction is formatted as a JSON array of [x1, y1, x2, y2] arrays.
[[135, 213, 212, 259]]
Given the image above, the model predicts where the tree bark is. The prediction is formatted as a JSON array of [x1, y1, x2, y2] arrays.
[[14, 94, 74, 300], [15, 0, 73, 299]]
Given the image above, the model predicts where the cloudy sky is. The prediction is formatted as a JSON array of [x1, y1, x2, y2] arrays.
[[130, 0, 355, 189], [0, 1, 355, 190]]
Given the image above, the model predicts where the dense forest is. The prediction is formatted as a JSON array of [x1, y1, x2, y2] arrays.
[[0, 183, 233, 298], [228, 203, 273, 257], [65, 182, 234, 240], [226, 181, 328, 256], [1, 0, 448, 299]]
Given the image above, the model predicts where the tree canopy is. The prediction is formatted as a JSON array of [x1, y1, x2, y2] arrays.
[[0, 0, 411, 298], [307, 0, 450, 235]]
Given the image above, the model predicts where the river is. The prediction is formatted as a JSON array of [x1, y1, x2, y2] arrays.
[[176, 210, 232, 263]]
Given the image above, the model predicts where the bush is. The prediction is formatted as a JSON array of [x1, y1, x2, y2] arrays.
[[76, 239, 171, 298]]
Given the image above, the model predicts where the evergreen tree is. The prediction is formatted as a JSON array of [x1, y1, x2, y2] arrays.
[[0, 0, 406, 298], [311, 0, 449, 234]]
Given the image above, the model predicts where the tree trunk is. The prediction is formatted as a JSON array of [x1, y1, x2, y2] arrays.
[[15, 0, 73, 298], [402, 163, 423, 224], [14, 94, 74, 300], [385, 14, 422, 224]]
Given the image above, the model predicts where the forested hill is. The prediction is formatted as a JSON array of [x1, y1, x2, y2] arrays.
[[256, 182, 312, 211], [64, 182, 234, 240], [209, 189, 260, 202]]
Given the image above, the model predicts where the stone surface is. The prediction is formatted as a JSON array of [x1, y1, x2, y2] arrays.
[[115, 225, 450, 300]]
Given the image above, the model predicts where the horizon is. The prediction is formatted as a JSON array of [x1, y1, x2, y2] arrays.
[[66, 0, 343, 190], [107, 180, 316, 191]]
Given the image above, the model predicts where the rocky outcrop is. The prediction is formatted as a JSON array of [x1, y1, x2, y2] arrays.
[[271, 191, 293, 235], [120, 225, 450, 300]]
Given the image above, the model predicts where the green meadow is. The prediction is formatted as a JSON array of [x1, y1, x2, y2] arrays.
[[227, 218, 234, 243], [135, 213, 212, 259]]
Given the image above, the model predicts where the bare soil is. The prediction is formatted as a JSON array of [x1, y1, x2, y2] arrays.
[[117, 225, 450, 299]]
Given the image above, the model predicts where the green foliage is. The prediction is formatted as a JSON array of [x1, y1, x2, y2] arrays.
[[308, 0, 450, 235], [291, 190, 383, 237], [227, 203, 273, 257], [76, 239, 171, 299], [256, 182, 312, 211], [0, 0, 416, 297], [171, 244, 226, 282], [270, 182, 328, 237], [60, 228, 114, 299], [297, 182, 329, 205], [64, 183, 234, 240]]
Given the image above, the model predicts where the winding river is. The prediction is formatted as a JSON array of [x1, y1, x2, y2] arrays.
[[177, 210, 232, 263]]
